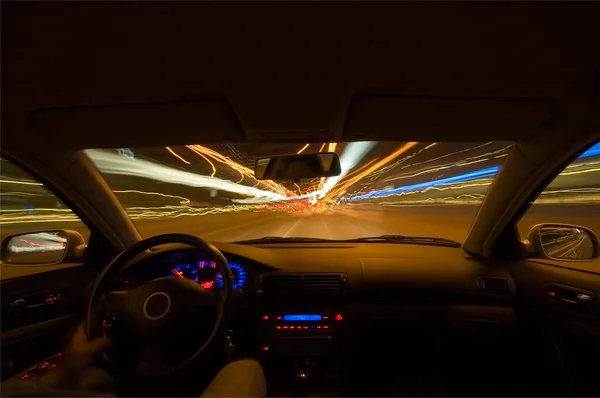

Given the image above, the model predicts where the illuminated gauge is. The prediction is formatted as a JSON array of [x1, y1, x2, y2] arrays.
[[197, 261, 216, 269], [215, 262, 247, 290], [169, 263, 199, 282]]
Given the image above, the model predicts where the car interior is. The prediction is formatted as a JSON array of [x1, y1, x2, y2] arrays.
[[1, 2, 600, 397]]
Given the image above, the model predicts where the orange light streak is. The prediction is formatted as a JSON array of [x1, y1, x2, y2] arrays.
[[297, 144, 310, 154], [166, 147, 191, 165], [185, 145, 293, 197], [328, 142, 418, 198]]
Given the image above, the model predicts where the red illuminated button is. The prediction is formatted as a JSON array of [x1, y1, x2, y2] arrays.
[[276, 316, 282, 320], [323, 325, 329, 329], [548, 291, 556, 297], [262, 315, 269, 320], [290, 326, 295, 329], [316, 326, 321, 329], [323, 316, 329, 320], [283, 326, 289, 329], [262, 346, 269, 351], [276, 326, 281, 330], [335, 314, 343, 321], [303, 326, 308, 329]]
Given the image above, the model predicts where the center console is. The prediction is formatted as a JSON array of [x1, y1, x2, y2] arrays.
[[256, 308, 351, 394]]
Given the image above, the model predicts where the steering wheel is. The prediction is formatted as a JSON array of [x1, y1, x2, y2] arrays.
[[85, 234, 234, 379]]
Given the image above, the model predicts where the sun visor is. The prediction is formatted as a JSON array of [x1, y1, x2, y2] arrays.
[[343, 96, 556, 142], [26, 99, 246, 148]]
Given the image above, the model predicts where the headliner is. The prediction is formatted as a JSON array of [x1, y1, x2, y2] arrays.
[[2, 2, 599, 149]]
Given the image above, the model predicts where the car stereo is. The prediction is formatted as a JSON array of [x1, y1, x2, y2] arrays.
[[258, 312, 345, 355]]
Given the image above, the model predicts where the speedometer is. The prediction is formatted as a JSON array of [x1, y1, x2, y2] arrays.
[[215, 262, 247, 290], [169, 261, 247, 291], [169, 263, 199, 282]]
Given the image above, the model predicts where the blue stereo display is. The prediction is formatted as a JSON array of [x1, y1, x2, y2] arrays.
[[282, 315, 322, 321]]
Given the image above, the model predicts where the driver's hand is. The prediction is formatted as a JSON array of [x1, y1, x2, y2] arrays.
[[37, 322, 111, 388]]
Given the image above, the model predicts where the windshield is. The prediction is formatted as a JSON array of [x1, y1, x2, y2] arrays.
[[84, 142, 515, 243]]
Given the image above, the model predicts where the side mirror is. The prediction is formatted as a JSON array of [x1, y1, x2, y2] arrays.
[[0, 230, 87, 265], [523, 224, 600, 261], [255, 152, 342, 180]]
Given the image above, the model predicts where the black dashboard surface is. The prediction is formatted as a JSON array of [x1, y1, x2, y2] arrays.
[[113, 242, 518, 330]]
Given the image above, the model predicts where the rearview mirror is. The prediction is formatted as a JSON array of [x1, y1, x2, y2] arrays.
[[1, 230, 87, 264], [255, 152, 342, 180], [523, 224, 600, 261]]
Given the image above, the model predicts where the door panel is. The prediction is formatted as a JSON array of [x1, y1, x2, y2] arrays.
[[507, 260, 600, 396], [0, 260, 104, 379]]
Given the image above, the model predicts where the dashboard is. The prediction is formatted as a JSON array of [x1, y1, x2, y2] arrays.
[[104, 241, 521, 393]]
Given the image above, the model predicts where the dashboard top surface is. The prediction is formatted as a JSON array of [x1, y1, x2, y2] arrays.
[[118, 241, 516, 300]]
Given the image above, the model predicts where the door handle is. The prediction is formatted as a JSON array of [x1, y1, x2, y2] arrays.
[[559, 298, 578, 304], [11, 298, 46, 309], [11, 293, 62, 309]]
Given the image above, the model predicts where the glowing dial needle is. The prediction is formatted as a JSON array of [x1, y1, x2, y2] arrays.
[[172, 270, 184, 279]]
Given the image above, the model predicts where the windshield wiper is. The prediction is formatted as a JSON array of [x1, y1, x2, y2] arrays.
[[234, 236, 333, 244], [341, 235, 460, 247]]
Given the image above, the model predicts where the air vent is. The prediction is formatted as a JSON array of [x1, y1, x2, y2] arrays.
[[465, 256, 483, 263], [261, 273, 346, 294], [479, 277, 511, 297]]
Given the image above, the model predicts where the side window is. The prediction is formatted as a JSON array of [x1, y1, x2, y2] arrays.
[[518, 142, 600, 265], [0, 157, 90, 278]]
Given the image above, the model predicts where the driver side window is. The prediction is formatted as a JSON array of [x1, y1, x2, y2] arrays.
[[517, 142, 600, 267], [0, 157, 90, 279]]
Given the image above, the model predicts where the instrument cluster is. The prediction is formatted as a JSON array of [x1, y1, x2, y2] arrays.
[[169, 260, 247, 292]]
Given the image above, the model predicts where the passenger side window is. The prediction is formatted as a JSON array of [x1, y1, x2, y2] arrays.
[[0, 157, 90, 279], [518, 143, 600, 266]]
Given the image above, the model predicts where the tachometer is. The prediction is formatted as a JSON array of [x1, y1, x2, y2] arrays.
[[169, 263, 199, 282], [215, 262, 247, 290]]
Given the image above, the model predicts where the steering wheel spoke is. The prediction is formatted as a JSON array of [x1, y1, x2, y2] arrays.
[[101, 290, 130, 314]]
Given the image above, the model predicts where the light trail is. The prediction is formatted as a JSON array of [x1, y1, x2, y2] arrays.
[[0, 179, 43, 186], [184, 145, 293, 197], [346, 167, 500, 201], [382, 145, 511, 183], [319, 143, 326, 152], [85, 149, 288, 202], [165, 147, 191, 165], [327, 142, 418, 199], [344, 142, 600, 204], [185, 147, 217, 177], [368, 143, 439, 180], [297, 144, 310, 154], [113, 190, 192, 205]]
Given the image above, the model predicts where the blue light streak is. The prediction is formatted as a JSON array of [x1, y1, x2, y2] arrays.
[[346, 141, 600, 202]]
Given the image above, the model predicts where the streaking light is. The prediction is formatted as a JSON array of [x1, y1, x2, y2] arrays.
[[85, 149, 287, 202]]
